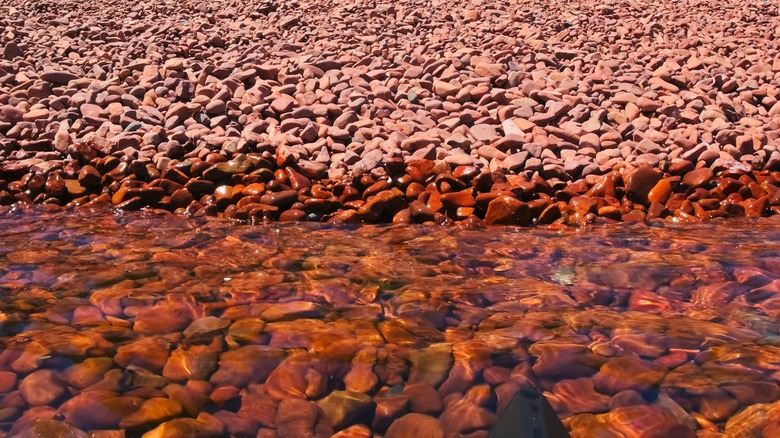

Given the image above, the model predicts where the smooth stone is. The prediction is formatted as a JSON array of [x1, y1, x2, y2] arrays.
[[683, 168, 714, 188], [237, 384, 278, 428], [10, 420, 89, 438], [605, 406, 696, 438], [409, 343, 453, 388], [115, 337, 171, 374], [439, 399, 497, 435], [552, 378, 611, 413], [62, 358, 115, 389], [210, 345, 286, 387], [275, 398, 333, 437], [58, 391, 143, 429], [316, 390, 375, 430], [385, 413, 444, 438], [403, 383, 443, 415], [19, 369, 66, 406], [141, 415, 225, 438], [647, 179, 672, 204], [261, 301, 324, 322], [593, 357, 668, 394], [624, 167, 662, 204], [485, 196, 530, 226], [163, 345, 219, 382], [119, 397, 184, 428]]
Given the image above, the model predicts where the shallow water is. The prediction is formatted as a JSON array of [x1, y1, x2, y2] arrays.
[[1, 207, 780, 437]]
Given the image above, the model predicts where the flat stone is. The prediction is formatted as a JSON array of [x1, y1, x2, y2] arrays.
[[119, 397, 184, 428], [40, 70, 79, 85], [683, 168, 714, 188], [316, 390, 375, 430], [593, 357, 668, 395], [261, 301, 324, 322], [385, 413, 444, 438], [210, 345, 286, 388]]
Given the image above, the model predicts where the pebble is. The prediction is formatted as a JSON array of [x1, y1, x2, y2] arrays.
[[316, 390, 375, 430], [485, 196, 530, 226], [683, 168, 714, 188], [210, 345, 286, 388], [385, 413, 444, 438], [119, 397, 184, 428], [624, 167, 662, 204], [0, 0, 772, 228]]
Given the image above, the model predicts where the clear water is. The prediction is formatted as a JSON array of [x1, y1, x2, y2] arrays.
[[1, 206, 779, 437]]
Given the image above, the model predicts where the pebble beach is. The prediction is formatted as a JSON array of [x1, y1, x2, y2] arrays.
[[2, 0, 780, 437]]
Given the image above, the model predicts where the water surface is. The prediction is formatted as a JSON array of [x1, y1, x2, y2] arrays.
[[1, 207, 780, 437]]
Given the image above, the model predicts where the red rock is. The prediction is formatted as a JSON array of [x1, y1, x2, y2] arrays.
[[0, 105, 24, 123], [605, 406, 696, 438], [316, 390, 374, 430], [163, 344, 219, 382], [470, 124, 500, 142], [331, 424, 372, 438], [115, 337, 171, 374], [568, 196, 597, 224], [271, 94, 298, 114], [274, 398, 333, 437], [529, 343, 604, 379], [19, 370, 66, 406], [372, 394, 409, 432], [441, 189, 476, 209], [237, 384, 278, 428], [265, 359, 309, 399], [357, 189, 407, 222], [58, 391, 143, 430], [62, 358, 114, 389], [433, 81, 459, 98], [119, 397, 183, 428], [439, 398, 497, 434], [77, 165, 102, 188], [133, 300, 196, 334], [261, 301, 324, 322], [213, 410, 259, 437], [624, 167, 661, 204], [683, 168, 714, 188], [40, 70, 79, 85], [385, 413, 444, 438], [210, 345, 285, 388], [593, 357, 668, 395], [0, 371, 17, 393], [552, 378, 611, 413], [141, 414, 225, 438], [647, 179, 672, 204], [485, 196, 530, 226], [695, 388, 740, 421], [402, 383, 443, 415]]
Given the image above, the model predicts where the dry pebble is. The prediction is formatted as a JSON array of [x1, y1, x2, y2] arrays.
[[0, 0, 776, 226]]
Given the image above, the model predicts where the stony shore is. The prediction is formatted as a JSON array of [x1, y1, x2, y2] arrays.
[[1, 0, 779, 225]]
